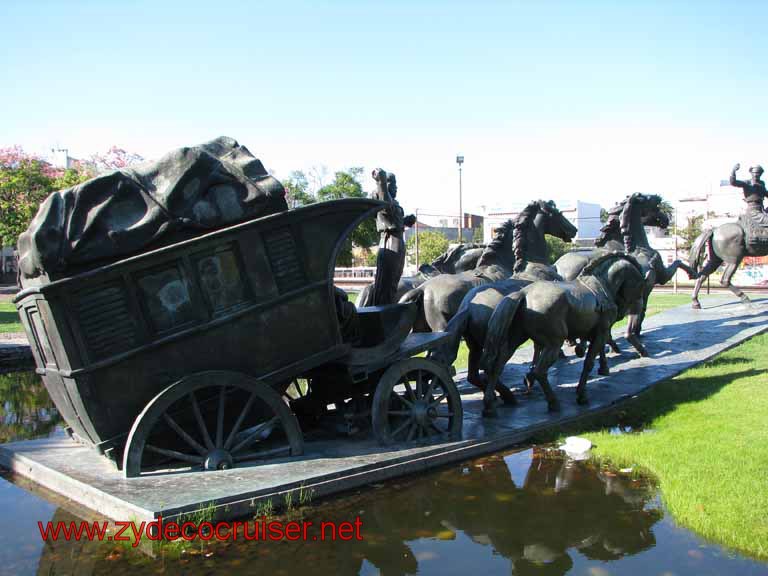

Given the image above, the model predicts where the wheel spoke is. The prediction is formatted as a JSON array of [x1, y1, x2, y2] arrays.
[[428, 420, 446, 436], [230, 416, 280, 454], [406, 421, 418, 441], [145, 444, 204, 465], [428, 393, 447, 407], [415, 370, 423, 399], [216, 386, 226, 448], [425, 375, 436, 402], [390, 417, 412, 439], [395, 392, 414, 408], [402, 378, 416, 402], [189, 392, 214, 451], [233, 445, 291, 462], [435, 412, 454, 418], [163, 413, 207, 455], [224, 392, 257, 451], [387, 410, 412, 416]]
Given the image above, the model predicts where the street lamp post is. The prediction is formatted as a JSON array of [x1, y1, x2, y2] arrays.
[[415, 208, 420, 268], [456, 155, 464, 243]]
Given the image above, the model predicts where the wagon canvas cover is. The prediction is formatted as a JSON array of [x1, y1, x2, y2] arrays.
[[17, 136, 288, 280]]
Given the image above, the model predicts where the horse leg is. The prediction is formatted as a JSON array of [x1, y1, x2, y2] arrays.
[[721, 261, 751, 304], [524, 344, 540, 394], [607, 336, 621, 354], [466, 341, 484, 391], [470, 339, 516, 405], [577, 332, 607, 405], [482, 337, 518, 418], [531, 345, 561, 412], [598, 345, 609, 376], [692, 255, 722, 309], [626, 314, 649, 357]]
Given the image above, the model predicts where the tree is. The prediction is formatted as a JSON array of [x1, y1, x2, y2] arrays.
[[406, 230, 449, 267], [546, 236, 572, 264], [317, 168, 378, 266], [659, 200, 674, 223], [89, 146, 144, 173], [283, 170, 315, 208], [472, 227, 484, 243], [0, 148, 91, 248], [678, 215, 704, 250], [600, 208, 609, 223]]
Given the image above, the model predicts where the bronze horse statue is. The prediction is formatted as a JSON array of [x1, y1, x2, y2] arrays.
[[689, 164, 768, 309], [357, 242, 484, 308], [400, 200, 578, 332], [555, 193, 696, 337], [479, 253, 646, 416]]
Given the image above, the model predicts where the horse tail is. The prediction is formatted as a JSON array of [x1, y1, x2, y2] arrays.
[[429, 294, 471, 366], [399, 286, 427, 332], [480, 292, 525, 374], [689, 229, 713, 275]]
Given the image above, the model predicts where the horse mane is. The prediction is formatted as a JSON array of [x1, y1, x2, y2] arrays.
[[578, 251, 643, 278], [477, 219, 515, 266], [595, 193, 662, 251], [511, 200, 549, 273]]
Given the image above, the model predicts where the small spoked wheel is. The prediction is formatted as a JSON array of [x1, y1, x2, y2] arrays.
[[123, 371, 303, 478], [372, 358, 463, 445]]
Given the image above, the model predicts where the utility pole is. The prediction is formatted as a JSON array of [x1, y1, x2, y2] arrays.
[[415, 208, 420, 268], [456, 155, 464, 243]]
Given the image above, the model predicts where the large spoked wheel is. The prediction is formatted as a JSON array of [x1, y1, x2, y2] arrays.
[[372, 358, 463, 445], [123, 371, 303, 478]]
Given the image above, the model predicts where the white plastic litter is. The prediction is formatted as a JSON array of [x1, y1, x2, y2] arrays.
[[559, 436, 593, 460]]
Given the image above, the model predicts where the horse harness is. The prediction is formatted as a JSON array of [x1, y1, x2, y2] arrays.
[[577, 275, 617, 316]]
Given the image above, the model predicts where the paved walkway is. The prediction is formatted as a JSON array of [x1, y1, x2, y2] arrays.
[[1, 296, 766, 522]]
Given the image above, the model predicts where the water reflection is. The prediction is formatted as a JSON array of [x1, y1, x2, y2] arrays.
[[25, 447, 761, 576], [0, 371, 61, 443], [1, 373, 767, 575]]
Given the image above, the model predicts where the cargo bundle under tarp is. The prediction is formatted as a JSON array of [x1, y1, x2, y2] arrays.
[[17, 136, 288, 282]]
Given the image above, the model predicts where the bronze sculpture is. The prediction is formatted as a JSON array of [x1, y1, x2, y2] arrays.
[[690, 164, 768, 308], [357, 242, 484, 309], [555, 193, 695, 339], [480, 253, 646, 414], [13, 139, 465, 477], [401, 200, 577, 332], [358, 169, 415, 306]]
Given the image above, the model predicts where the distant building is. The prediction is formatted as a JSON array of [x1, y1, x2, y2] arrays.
[[482, 200, 601, 247], [404, 212, 483, 245]]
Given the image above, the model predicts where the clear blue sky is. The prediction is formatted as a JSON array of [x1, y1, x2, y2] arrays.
[[2, 0, 766, 213]]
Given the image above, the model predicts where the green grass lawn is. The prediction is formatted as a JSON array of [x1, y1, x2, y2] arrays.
[[0, 302, 21, 334], [583, 331, 768, 560]]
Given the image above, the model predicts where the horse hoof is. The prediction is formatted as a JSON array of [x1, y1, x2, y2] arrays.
[[691, 301, 701, 310], [547, 400, 561, 412], [639, 349, 650, 358], [577, 395, 589, 406], [498, 389, 517, 405], [597, 366, 609, 376]]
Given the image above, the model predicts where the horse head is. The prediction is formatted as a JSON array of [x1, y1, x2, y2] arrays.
[[538, 200, 578, 242], [597, 193, 668, 251], [512, 200, 577, 272]]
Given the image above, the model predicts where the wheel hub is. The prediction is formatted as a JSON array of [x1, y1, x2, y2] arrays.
[[412, 399, 433, 426], [204, 449, 234, 471]]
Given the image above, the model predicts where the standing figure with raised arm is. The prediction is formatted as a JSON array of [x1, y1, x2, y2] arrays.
[[363, 168, 416, 306], [731, 163, 768, 218]]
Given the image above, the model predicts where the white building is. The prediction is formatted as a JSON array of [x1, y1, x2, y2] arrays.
[[482, 200, 601, 246]]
